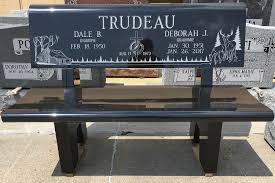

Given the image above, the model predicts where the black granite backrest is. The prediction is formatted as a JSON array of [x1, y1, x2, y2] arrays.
[[28, 4, 246, 69]]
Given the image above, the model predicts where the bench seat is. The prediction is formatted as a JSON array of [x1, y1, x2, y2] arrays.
[[2, 85, 273, 175], [2, 86, 273, 123]]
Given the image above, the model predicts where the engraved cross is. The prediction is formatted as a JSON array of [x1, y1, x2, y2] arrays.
[[130, 31, 144, 58], [130, 31, 143, 43], [263, 37, 275, 65]]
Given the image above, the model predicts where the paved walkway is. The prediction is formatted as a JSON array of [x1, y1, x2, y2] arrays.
[[0, 128, 275, 183]]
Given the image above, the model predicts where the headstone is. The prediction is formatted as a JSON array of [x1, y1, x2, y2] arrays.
[[197, 0, 274, 26], [0, 17, 105, 88], [0, 16, 28, 24], [8, 9, 28, 17], [162, 68, 196, 85], [271, 0, 275, 26], [213, 24, 275, 88], [29, 4, 246, 68]]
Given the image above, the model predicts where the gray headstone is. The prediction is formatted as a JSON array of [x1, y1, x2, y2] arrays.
[[8, 9, 28, 17], [0, 16, 28, 25], [162, 68, 196, 85], [197, 0, 274, 26], [271, 0, 275, 26], [0, 17, 105, 88], [213, 24, 275, 88]]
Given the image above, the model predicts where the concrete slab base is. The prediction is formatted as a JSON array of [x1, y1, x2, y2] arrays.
[[0, 130, 275, 183]]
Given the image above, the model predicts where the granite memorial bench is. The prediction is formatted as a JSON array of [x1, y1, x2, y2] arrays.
[[1, 3, 274, 176]]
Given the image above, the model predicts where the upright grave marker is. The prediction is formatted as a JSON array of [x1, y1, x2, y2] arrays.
[[197, 0, 274, 26], [162, 68, 196, 85], [213, 24, 275, 88]]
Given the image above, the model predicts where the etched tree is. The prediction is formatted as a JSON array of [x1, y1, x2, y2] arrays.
[[33, 35, 59, 62], [45, 35, 59, 50], [234, 26, 241, 50], [214, 32, 221, 47], [33, 37, 39, 62]]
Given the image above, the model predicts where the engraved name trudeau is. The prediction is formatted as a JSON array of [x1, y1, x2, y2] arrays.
[[98, 15, 175, 30]]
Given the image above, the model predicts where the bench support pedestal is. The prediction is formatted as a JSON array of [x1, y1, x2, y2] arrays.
[[191, 121, 222, 175], [54, 69, 87, 175], [54, 123, 79, 174], [190, 67, 223, 175]]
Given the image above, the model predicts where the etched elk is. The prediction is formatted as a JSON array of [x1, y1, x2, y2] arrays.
[[210, 30, 238, 65], [220, 30, 237, 63], [209, 43, 225, 65]]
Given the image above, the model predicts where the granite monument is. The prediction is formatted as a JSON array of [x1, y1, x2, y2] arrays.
[[213, 24, 275, 88]]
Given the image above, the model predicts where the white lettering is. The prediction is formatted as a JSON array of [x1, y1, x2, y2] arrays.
[[165, 30, 200, 37], [110, 16, 118, 29], [120, 16, 130, 29], [165, 15, 175, 29], [98, 16, 108, 29], [144, 15, 152, 29], [133, 16, 142, 29], [98, 15, 176, 30], [154, 16, 164, 29]]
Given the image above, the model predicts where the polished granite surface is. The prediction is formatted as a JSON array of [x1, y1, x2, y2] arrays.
[[1, 86, 274, 122]]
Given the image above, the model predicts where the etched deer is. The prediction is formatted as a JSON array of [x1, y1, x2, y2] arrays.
[[220, 30, 237, 63], [210, 30, 237, 65]]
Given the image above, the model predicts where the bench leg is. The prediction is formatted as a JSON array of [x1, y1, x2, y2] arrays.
[[54, 122, 80, 175], [77, 122, 87, 145], [190, 122, 200, 144], [197, 121, 222, 175]]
